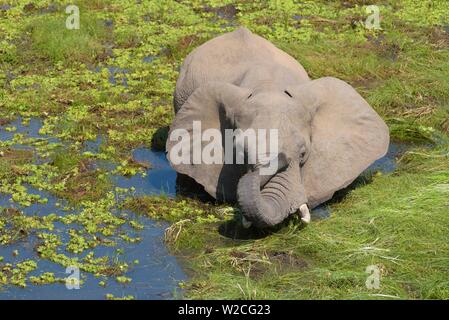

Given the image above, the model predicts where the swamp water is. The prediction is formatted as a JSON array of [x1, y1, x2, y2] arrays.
[[0, 118, 185, 299]]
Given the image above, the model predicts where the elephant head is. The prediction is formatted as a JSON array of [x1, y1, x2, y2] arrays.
[[167, 77, 389, 228]]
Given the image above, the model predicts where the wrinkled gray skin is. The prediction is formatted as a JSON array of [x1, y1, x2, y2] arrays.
[[167, 27, 390, 228]]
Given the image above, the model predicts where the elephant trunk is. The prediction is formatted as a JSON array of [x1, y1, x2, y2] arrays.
[[237, 162, 309, 228]]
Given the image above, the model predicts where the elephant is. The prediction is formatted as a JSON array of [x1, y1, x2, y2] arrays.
[[166, 27, 389, 228]]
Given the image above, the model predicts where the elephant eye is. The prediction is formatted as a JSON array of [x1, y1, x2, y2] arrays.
[[284, 90, 293, 98], [299, 146, 307, 159], [247, 93, 253, 99]]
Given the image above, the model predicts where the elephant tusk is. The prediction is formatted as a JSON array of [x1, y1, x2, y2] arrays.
[[241, 216, 253, 228], [299, 204, 311, 224]]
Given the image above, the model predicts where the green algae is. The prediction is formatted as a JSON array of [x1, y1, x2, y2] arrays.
[[0, 208, 56, 245], [0, 260, 37, 288], [105, 293, 135, 300], [29, 272, 65, 285]]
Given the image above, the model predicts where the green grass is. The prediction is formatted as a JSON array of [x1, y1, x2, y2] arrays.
[[26, 13, 109, 65], [166, 146, 449, 299], [43, 147, 112, 203]]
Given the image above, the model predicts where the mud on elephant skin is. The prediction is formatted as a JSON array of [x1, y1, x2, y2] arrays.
[[166, 27, 389, 228]]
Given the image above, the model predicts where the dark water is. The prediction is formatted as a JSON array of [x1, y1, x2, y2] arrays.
[[106, 66, 129, 87], [112, 148, 177, 196], [0, 118, 186, 300], [96, 57, 158, 88], [364, 142, 408, 175], [0, 4, 12, 11], [143, 55, 156, 63]]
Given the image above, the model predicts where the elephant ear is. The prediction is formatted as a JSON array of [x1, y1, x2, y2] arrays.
[[166, 82, 251, 201], [289, 77, 389, 208]]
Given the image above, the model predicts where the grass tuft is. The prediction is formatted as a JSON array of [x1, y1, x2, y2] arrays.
[[26, 14, 108, 65]]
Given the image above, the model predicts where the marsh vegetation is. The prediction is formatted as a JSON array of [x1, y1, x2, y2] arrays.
[[0, 0, 448, 299]]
